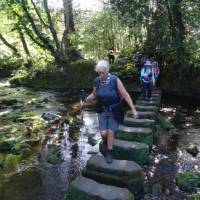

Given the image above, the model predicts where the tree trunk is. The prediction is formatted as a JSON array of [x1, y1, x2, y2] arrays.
[[62, 0, 75, 60], [165, 0, 187, 76], [18, 30, 32, 68]]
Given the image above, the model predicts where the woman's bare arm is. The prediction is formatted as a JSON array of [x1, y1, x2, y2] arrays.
[[117, 79, 138, 118]]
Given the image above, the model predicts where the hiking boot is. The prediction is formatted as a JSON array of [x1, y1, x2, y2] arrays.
[[106, 149, 113, 164]]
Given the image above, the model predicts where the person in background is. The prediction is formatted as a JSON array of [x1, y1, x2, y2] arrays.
[[152, 61, 160, 86], [81, 60, 138, 164], [108, 47, 115, 65], [140, 60, 155, 100]]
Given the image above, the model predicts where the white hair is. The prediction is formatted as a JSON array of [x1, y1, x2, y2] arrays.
[[95, 60, 110, 72]]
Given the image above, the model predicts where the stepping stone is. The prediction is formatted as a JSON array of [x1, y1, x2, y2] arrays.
[[136, 105, 159, 112], [115, 125, 153, 146], [151, 93, 161, 96], [138, 97, 161, 103], [82, 155, 144, 198], [123, 117, 155, 130], [127, 110, 157, 120], [66, 176, 134, 200], [100, 139, 149, 165], [136, 100, 160, 107]]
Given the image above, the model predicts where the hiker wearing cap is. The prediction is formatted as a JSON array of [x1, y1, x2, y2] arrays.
[[140, 60, 155, 100], [81, 60, 138, 164]]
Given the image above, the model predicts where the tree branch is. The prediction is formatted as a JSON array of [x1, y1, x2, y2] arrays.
[[43, 0, 60, 51], [0, 33, 20, 56], [30, 0, 49, 28], [20, 0, 56, 55]]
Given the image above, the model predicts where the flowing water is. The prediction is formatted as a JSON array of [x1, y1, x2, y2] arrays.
[[0, 79, 200, 200]]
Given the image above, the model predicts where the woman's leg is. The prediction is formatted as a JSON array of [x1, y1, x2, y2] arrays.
[[100, 130, 108, 146], [142, 82, 147, 100], [147, 82, 152, 99], [107, 130, 114, 150], [106, 130, 114, 163]]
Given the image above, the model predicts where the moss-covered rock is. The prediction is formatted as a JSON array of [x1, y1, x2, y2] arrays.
[[100, 139, 149, 165], [47, 155, 62, 165], [186, 143, 199, 157], [11, 142, 31, 155], [176, 172, 200, 192], [157, 115, 175, 130], [4, 154, 23, 170], [126, 110, 157, 120], [0, 139, 17, 152], [116, 125, 153, 146], [123, 117, 156, 131]]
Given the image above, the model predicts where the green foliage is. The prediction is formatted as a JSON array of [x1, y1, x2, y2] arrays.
[[10, 60, 96, 88], [0, 56, 23, 77], [176, 172, 200, 192]]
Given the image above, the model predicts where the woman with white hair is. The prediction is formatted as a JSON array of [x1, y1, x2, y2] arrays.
[[81, 60, 138, 164]]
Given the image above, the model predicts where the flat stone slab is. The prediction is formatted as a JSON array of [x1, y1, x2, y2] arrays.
[[127, 110, 157, 120], [100, 139, 149, 165], [138, 96, 161, 102], [115, 125, 153, 146], [136, 105, 159, 113], [82, 155, 144, 198], [136, 100, 160, 107], [66, 176, 134, 200], [123, 117, 155, 129]]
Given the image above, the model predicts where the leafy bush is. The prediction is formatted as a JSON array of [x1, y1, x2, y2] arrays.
[[0, 56, 24, 77], [176, 172, 200, 192], [9, 59, 96, 88]]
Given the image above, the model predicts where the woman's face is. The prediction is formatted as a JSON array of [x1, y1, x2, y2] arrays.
[[97, 69, 108, 80]]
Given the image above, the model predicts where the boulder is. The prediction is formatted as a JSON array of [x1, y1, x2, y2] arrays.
[[186, 143, 199, 157]]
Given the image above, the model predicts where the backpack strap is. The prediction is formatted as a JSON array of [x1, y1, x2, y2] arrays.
[[110, 74, 118, 90], [93, 74, 118, 91]]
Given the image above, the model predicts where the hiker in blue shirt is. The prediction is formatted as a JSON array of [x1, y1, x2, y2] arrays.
[[81, 60, 138, 164], [140, 60, 155, 100]]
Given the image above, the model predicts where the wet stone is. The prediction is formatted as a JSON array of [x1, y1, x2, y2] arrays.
[[100, 139, 149, 165], [116, 125, 153, 146], [66, 176, 134, 200], [135, 105, 159, 113], [186, 143, 199, 157], [157, 115, 175, 130], [123, 117, 156, 131], [82, 155, 144, 198], [136, 100, 160, 107], [127, 110, 157, 120]]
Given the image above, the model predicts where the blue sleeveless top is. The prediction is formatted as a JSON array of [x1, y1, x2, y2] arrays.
[[94, 73, 121, 106]]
